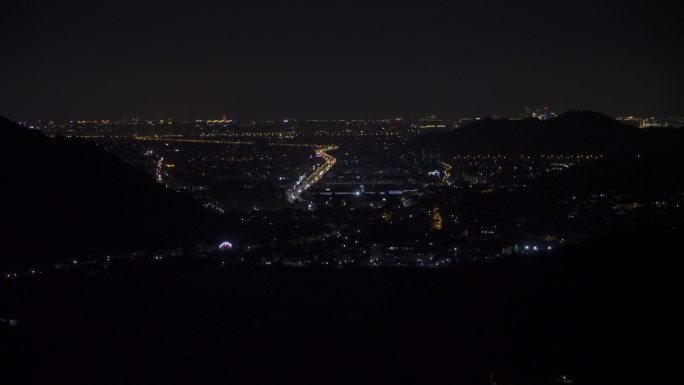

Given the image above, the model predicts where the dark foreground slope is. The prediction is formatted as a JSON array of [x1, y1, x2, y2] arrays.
[[1, 226, 682, 385], [548, 152, 684, 197], [0, 116, 215, 268], [413, 111, 684, 155]]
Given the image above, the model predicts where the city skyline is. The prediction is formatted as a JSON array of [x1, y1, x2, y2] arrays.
[[11, 108, 684, 124]]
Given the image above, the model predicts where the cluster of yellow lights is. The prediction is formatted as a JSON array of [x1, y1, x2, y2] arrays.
[[200, 131, 295, 138], [430, 207, 443, 231], [452, 154, 604, 160], [204, 120, 233, 124], [310, 130, 402, 137], [267, 142, 335, 149], [441, 161, 452, 185], [132, 136, 253, 145], [75, 120, 109, 124]]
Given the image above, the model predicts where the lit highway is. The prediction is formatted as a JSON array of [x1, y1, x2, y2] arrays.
[[107, 135, 337, 202], [156, 157, 164, 183], [441, 161, 452, 185], [288, 145, 338, 202]]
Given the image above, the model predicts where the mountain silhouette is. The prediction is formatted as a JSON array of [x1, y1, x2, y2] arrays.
[[0, 116, 215, 268], [413, 110, 684, 155]]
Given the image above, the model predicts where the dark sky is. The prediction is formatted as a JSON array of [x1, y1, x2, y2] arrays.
[[1, 0, 682, 120]]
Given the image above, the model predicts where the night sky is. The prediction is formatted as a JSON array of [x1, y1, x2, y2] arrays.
[[1, 0, 682, 120]]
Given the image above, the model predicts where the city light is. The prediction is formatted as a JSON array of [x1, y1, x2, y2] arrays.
[[1, 2, 680, 381]]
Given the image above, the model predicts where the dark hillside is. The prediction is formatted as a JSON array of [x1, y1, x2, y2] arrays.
[[413, 111, 684, 155], [0, 116, 216, 268]]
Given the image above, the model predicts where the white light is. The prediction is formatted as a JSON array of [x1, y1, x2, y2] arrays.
[[218, 241, 233, 250]]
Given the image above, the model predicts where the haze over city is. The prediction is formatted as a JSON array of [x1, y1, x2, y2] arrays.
[[1, 0, 683, 120]]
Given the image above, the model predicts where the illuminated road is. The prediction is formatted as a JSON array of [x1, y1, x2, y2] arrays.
[[156, 157, 164, 183], [441, 161, 452, 185], [288, 145, 338, 202], [73, 134, 337, 203]]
